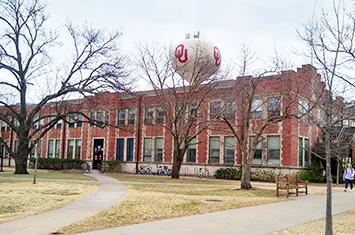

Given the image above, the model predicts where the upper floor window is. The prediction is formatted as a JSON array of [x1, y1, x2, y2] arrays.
[[299, 100, 310, 121], [1, 120, 10, 132], [68, 114, 82, 128], [252, 99, 263, 119], [128, 109, 135, 125], [145, 107, 153, 125], [268, 97, 280, 118], [118, 109, 125, 125], [210, 102, 221, 120], [32, 117, 44, 130], [90, 111, 109, 127], [188, 103, 198, 121], [317, 107, 322, 121], [156, 107, 164, 124], [226, 101, 236, 120]]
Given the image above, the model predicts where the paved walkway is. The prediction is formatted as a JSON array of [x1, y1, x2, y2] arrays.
[[0, 170, 128, 235], [77, 191, 355, 235], [1, 172, 355, 235]]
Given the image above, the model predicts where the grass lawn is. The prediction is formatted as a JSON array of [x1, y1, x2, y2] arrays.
[[0, 179, 98, 223], [0, 167, 96, 181], [57, 179, 287, 234]]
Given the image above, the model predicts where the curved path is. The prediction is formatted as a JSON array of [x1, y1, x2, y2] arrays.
[[0, 170, 127, 235]]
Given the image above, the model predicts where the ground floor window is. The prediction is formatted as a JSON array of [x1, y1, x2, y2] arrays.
[[187, 137, 197, 163], [267, 136, 280, 166], [299, 137, 309, 167], [155, 137, 163, 162], [143, 138, 152, 161], [67, 139, 81, 159], [252, 137, 262, 165], [224, 136, 235, 164], [48, 139, 61, 158], [209, 137, 220, 164], [116, 138, 134, 161], [30, 140, 42, 158]]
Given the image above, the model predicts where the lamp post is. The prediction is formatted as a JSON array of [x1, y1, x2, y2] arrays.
[[0, 145, 4, 172]]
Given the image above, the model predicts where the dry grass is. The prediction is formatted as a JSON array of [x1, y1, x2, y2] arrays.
[[57, 184, 287, 234], [0, 179, 98, 223], [269, 209, 355, 235]]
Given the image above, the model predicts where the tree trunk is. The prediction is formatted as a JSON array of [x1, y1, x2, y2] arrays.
[[172, 148, 182, 179], [241, 161, 252, 189], [14, 137, 30, 174], [325, 131, 333, 235], [14, 155, 29, 174]]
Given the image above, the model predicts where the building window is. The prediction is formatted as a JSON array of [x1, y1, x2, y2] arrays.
[[156, 107, 164, 124], [55, 140, 61, 158], [97, 111, 104, 127], [69, 114, 82, 128], [4, 140, 10, 158], [145, 107, 153, 125], [67, 139, 81, 159], [143, 138, 152, 161], [155, 137, 163, 162], [251, 137, 262, 165], [75, 139, 81, 159], [343, 119, 349, 126], [210, 102, 221, 119], [118, 109, 125, 125], [299, 137, 309, 167], [187, 137, 197, 163], [224, 136, 235, 164], [116, 138, 124, 160], [1, 120, 10, 132], [268, 97, 280, 118], [105, 111, 110, 125], [56, 119, 62, 129], [267, 136, 280, 166], [252, 99, 263, 119], [67, 139, 74, 159], [128, 109, 135, 125], [188, 103, 197, 121], [90, 112, 95, 127], [209, 137, 220, 164], [29, 140, 41, 159], [48, 140, 54, 158], [90, 111, 109, 127], [317, 107, 322, 121], [127, 138, 134, 161], [299, 100, 310, 121], [226, 101, 236, 120]]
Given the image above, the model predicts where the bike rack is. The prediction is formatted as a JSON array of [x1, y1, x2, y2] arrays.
[[180, 167, 188, 176]]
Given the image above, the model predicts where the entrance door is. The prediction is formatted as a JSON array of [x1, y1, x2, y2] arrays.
[[93, 139, 104, 170]]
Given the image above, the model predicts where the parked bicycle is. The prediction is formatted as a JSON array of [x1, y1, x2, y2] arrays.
[[156, 165, 172, 176], [133, 164, 152, 175], [195, 166, 209, 178]]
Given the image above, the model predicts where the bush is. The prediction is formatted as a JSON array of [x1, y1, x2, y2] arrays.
[[214, 168, 241, 180], [297, 161, 326, 183], [102, 160, 123, 172], [250, 169, 278, 182], [29, 158, 85, 170]]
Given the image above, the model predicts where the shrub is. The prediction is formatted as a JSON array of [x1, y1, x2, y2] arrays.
[[250, 169, 278, 182], [297, 161, 326, 183], [102, 160, 123, 172], [29, 158, 85, 170], [214, 168, 241, 180]]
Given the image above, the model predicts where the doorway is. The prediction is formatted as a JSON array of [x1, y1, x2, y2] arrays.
[[93, 139, 104, 170]]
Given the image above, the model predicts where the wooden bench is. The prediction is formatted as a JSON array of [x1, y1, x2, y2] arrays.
[[276, 174, 308, 197]]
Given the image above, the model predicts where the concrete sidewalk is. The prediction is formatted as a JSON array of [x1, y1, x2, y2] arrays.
[[77, 191, 355, 235], [0, 170, 127, 235]]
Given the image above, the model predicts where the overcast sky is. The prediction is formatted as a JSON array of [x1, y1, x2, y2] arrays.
[[44, 0, 352, 74]]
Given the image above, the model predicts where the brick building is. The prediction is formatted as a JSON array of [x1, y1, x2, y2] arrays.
[[1, 64, 354, 175]]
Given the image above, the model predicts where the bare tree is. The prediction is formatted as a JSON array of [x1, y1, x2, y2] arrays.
[[0, 0, 130, 174], [134, 41, 229, 179], [298, 0, 355, 234]]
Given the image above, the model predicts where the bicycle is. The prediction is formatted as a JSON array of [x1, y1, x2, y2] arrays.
[[133, 164, 152, 175], [156, 165, 172, 176], [197, 166, 209, 178]]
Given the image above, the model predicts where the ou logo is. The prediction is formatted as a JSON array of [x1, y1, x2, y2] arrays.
[[175, 44, 188, 63]]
